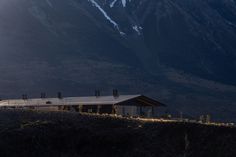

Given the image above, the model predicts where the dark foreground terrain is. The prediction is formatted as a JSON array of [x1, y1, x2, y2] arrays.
[[0, 110, 235, 157], [1, 0, 236, 122]]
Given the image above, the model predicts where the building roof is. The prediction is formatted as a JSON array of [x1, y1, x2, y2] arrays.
[[0, 95, 165, 108]]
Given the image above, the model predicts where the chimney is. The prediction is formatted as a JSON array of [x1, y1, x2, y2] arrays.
[[41, 92, 46, 99], [113, 89, 119, 98], [57, 92, 63, 99], [95, 90, 101, 97], [22, 94, 28, 100]]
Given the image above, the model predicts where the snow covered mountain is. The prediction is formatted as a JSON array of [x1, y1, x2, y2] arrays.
[[88, 0, 236, 84], [0, 0, 236, 121]]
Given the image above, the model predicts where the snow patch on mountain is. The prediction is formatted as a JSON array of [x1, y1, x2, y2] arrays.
[[132, 25, 142, 35], [110, 0, 131, 8], [110, 0, 118, 8], [88, 0, 125, 35], [121, 0, 126, 7]]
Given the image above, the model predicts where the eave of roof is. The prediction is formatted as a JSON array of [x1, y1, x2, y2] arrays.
[[0, 95, 142, 107]]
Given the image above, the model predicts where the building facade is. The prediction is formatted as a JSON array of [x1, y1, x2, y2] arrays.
[[0, 95, 166, 118]]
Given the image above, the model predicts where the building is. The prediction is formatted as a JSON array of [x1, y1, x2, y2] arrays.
[[0, 94, 166, 118]]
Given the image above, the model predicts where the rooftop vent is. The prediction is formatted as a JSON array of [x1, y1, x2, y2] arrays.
[[22, 94, 28, 100], [113, 89, 119, 98], [95, 90, 101, 97], [57, 92, 63, 99], [41, 92, 46, 99]]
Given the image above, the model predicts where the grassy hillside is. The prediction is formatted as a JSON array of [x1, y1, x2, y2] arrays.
[[0, 110, 235, 157]]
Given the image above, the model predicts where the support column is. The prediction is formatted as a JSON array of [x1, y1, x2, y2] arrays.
[[151, 106, 154, 117], [97, 105, 101, 114], [79, 105, 83, 113], [112, 105, 116, 114]]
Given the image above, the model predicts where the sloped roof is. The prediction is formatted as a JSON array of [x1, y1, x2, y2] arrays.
[[0, 95, 142, 107], [0, 95, 166, 108]]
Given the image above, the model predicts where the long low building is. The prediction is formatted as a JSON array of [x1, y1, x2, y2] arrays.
[[0, 94, 166, 117]]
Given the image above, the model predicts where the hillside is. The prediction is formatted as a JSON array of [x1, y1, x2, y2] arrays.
[[0, 110, 235, 157], [0, 0, 236, 121]]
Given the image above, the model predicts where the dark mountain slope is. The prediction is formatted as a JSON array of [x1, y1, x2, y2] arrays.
[[132, 0, 236, 84], [0, 0, 236, 121]]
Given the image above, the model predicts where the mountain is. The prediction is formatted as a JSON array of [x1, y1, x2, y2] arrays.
[[0, 0, 236, 121]]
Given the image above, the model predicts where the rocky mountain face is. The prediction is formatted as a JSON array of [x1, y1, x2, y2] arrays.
[[0, 0, 236, 121]]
